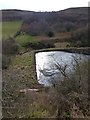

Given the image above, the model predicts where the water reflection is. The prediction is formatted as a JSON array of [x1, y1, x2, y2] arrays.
[[35, 51, 89, 86]]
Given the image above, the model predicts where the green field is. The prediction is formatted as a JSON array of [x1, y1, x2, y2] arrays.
[[2, 21, 22, 39], [2, 20, 39, 53], [16, 34, 36, 46]]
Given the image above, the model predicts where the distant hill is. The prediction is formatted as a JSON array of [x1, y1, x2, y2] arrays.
[[59, 7, 88, 14], [2, 7, 88, 21], [1, 7, 89, 35], [2, 9, 34, 21]]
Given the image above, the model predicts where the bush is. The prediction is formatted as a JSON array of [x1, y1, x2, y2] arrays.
[[70, 26, 88, 47], [24, 41, 55, 49], [14, 30, 21, 38], [46, 31, 54, 37], [40, 55, 89, 117], [2, 37, 19, 69], [2, 55, 11, 69], [2, 37, 19, 55]]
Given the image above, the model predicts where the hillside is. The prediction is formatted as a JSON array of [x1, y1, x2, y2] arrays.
[[2, 7, 88, 21], [2, 9, 34, 21], [2, 7, 89, 47], [2, 8, 88, 40], [2, 7, 90, 118], [2, 7, 88, 25]]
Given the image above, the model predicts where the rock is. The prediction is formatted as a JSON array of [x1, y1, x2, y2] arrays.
[[19, 88, 40, 94]]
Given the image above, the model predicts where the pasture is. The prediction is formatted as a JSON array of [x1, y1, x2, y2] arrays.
[[2, 21, 22, 39]]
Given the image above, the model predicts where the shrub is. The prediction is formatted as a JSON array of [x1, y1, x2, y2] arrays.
[[2, 37, 19, 55], [46, 31, 54, 37], [14, 30, 21, 38], [70, 26, 88, 47], [2, 55, 11, 69], [2, 37, 19, 69], [40, 55, 89, 117], [25, 41, 55, 49]]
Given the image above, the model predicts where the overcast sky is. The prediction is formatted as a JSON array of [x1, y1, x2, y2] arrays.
[[0, 0, 89, 11]]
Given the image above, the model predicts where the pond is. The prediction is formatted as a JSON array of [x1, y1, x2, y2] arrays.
[[35, 51, 89, 86]]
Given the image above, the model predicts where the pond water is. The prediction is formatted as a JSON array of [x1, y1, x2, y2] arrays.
[[35, 51, 89, 86]]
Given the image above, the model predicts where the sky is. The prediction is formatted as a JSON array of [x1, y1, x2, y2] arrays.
[[0, 0, 89, 12]]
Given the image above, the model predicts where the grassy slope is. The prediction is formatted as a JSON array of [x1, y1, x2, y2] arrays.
[[16, 34, 35, 45], [2, 20, 71, 50], [2, 21, 22, 39], [11, 52, 32, 66], [2, 20, 38, 53]]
